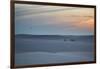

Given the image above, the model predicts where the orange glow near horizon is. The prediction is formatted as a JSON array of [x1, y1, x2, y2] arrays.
[[75, 18, 94, 30], [51, 8, 94, 31]]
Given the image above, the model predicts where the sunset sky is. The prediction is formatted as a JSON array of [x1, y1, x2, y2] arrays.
[[15, 4, 94, 35]]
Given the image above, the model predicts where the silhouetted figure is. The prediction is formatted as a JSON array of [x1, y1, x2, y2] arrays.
[[70, 39, 75, 42], [64, 38, 67, 41]]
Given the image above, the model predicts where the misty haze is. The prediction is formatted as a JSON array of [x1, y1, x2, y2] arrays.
[[15, 3, 95, 66]]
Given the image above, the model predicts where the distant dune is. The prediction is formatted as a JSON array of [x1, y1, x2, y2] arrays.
[[15, 34, 94, 53], [16, 34, 94, 41]]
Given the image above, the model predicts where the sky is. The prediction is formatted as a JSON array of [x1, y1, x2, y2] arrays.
[[15, 4, 94, 35]]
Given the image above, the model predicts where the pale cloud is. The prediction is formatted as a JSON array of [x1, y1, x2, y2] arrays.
[[15, 3, 94, 35]]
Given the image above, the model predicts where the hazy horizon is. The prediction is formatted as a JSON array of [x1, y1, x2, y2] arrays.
[[15, 33, 94, 36]]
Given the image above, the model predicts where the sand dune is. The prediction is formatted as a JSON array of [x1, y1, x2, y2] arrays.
[[15, 52, 94, 65], [15, 35, 94, 65]]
